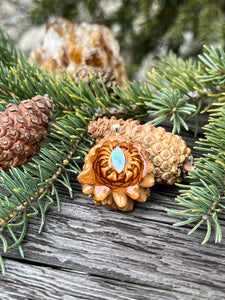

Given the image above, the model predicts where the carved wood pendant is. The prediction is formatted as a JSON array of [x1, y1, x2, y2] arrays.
[[77, 134, 155, 211]]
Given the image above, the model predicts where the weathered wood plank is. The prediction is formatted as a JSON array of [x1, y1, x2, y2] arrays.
[[1, 115, 224, 299], [0, 259, 201, 300], [1, 180, 225, 299]]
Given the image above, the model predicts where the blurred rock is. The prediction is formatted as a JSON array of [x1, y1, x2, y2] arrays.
[[0, 0, 33, 47], [179, 31, 200, 58], [19, 25, 46, 55], [29, 18, 128, 86]]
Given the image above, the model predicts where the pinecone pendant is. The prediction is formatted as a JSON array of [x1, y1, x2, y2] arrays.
[[0, 95, 54, 170], [88, 116, 194, 185], [77, 134, 155, 212]]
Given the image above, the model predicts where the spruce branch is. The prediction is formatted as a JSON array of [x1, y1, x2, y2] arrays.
[[139, 53, 209, 133], [0, 59, 74, 110], [199, 45, 225, 87], [0, 44, 147, 122], [167, 107, 225, 244], [0, 110, 91, 275], [0, 29, 21, 67], [154, 52, 204, 96], [197, 45, 225, 110], [64, 76, 149, 121], [146, 88, 196, 133], [142, 50, 225, 133]]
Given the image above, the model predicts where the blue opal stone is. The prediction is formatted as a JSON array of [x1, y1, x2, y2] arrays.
[[111, 146, 125, 173]]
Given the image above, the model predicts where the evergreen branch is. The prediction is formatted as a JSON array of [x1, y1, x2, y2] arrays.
[[197, 45, 225, 110], [143, 50, 225, 132], [146, 88, 196, 133], [163, 47, 225, 244], [0, 60, 74, 109], [0, 40, 147, 122], [64, 77, 149, 120], [139, 53, 210, 132], [167, 106, 225, 243], [167, 176, 224, 244], [0, 109, 91, 275], [0, 29, 21, 67], [112, 81, 150, 120], [154, 52, 204, 95], [198, 45, 225, 87]]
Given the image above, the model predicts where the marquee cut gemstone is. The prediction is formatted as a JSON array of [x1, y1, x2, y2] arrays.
[[111, 146, 125, 173]]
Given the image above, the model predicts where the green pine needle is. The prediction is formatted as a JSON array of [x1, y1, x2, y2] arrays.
[[146, 88, 196, 133]]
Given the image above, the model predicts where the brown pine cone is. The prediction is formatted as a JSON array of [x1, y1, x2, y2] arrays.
[[89, 116, 142, 142], [88, 116, 193, 185], [74, 66, 118, 97], [0, 95, 54, 170]]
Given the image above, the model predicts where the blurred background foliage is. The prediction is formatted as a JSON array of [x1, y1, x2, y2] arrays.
[[29, 0, 225, 78]]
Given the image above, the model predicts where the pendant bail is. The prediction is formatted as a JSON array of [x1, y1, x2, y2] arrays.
[[113, 123, 120, 133]]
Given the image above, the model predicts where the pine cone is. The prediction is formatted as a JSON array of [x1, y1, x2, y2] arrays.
[[77, 134, 155, 212], [74, 66, 118, 97], [89, 116, 141, 142], [0, 95, 54, 170], [88, 116, 192, 185]]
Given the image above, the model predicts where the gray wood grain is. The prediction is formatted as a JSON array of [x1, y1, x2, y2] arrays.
[[0, 259, 200, 300], [1, 115, 225, 300]]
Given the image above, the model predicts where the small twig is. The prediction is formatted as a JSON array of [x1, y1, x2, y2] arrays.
[[94, 104, 141, 118], [207, 199, 218, 216]]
